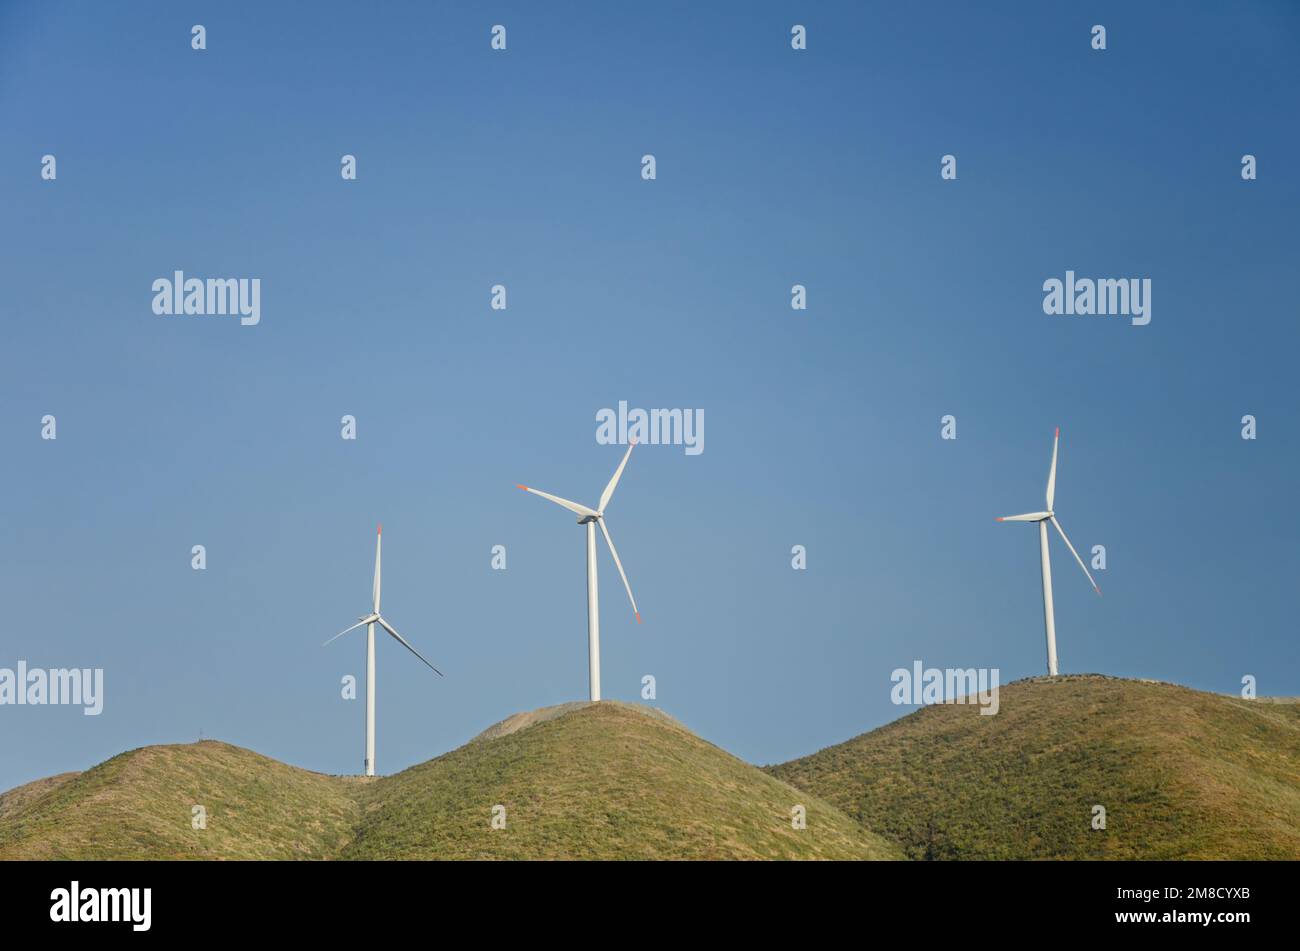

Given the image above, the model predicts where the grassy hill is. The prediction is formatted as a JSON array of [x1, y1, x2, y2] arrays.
[[9, 679, 1291, 861], [341, 701, 896, 859], [0, 742, 362, 860], [768, 675, 1300, 860], [0, 702, 898, 860]]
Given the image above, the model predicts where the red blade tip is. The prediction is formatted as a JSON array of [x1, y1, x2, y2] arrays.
[[516, 484, 528, 491], [377, 523, 382, 535], [635, 612, 642, 624]]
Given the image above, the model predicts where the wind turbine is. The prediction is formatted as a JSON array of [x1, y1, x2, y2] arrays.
[[517, 442, 641, 702], [996, 428, 1101, 676], [323, 525, 442, 776]]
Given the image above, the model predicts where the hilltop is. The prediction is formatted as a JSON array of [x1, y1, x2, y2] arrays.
[[0, 742, 361, 860], [768, 675, 1300, 860], [341, 701, 896, 859]]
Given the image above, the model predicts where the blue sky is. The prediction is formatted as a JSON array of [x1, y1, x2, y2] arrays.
[[2, 1, 1298, 791]]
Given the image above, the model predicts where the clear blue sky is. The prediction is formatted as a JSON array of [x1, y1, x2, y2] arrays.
[[2, 1, 1297, 791]]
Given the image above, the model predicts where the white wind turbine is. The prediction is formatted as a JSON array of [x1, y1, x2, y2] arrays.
[[996, 428, 1101, 676], [517, 442, 641, 702], [323, 525, 442, 776]]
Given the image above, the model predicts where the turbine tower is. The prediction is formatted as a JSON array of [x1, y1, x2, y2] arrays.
[[323, 525, 442, 776], [517, 442, 641, 702], [996, 428, 1101, 676]]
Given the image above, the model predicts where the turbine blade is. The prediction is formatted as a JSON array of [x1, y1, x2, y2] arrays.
[[996, 511, 1051, 522], [598, 518, 640, 623], [373, 524, 382, 614], [1050, 516, 1101, 595], [323, 617, 372, 647], [376, 616, 444, 676], [1046, 427, 1060, 510], [516, 485, 598, 518], [598, 441, 637, 514]]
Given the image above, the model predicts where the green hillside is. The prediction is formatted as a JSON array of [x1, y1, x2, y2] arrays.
[[768, 675, 1300, 860], [0, 742, 362, 860], [342, 701, 897, 859], [10, 679, 1291, 861], [0, 702, 898, 860]]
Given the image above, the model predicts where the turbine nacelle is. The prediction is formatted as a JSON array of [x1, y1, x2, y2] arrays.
[[995, 511, 1052, 522]]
